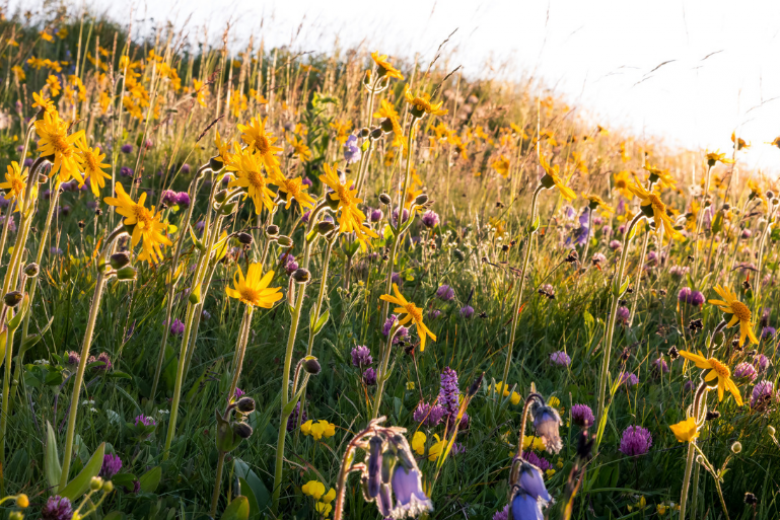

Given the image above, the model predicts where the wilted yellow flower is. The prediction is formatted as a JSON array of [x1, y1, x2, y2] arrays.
[[628, 177, 681, 240], [428, 434, 445, 461], [678, 350, 742, 405]]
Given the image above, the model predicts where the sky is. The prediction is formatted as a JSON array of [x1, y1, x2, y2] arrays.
[[23, 0, 780, 173]]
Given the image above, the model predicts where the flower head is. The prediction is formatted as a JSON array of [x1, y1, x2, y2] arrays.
[[0, 162, 28, 208], [76, 139, 111, 196], [404, 86, 447, 118], [343, 134, 362, 164], [679, 350, 743, 405], [531, 403, 563, 453], [619, 425, 652, 456], [709, 285, 758, 345], [627, 176, 680, 240], [439, 367, 460, 417], [104, 183, 173, 264], [34, 109, 85, 184], [571, 404, 595, 427], [371, 51, 405, 80], [549, 351, 571, 366], [351, 345, 373, 367], [226, 263, 283, 308], [750, 380, 777, 410], [539, 155, 576, 201], [320, 163, 378, 246], [226, 146, 279, 215], [237, 116, 283, 176], [100, 453, 123, 479], [380, 284, 436, 351], [42, 496, 73, 520], [670, 417, 699, 443], [277, 176, 315, 211]]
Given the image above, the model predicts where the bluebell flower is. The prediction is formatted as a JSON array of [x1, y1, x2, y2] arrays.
[[343, 134, 362, 164]]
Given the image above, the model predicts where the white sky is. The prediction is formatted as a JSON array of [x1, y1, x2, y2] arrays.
[[22, 0, 780, 174]]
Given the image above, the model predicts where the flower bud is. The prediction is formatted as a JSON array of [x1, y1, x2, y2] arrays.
[[380, 118, 395, 134], [414, 194, 428, 205], [454, 249, 465, 261], [90, 476, 104, 490], [379, 193, 393, 206], [292, 268, 311, 283], [731, 441, 742, 453], [266, 224, 280, 237], [360, 128, 370, 138], [4, 291, 23, 307], [237, 232, 253, 245], [15, 494, 29, 508], [236, 397, 256, 414], [233, 422, 253, 439], [215, 190, 228, 203], [219, 202, 237, 215], [9, 512, 23, 520], [277, 235, 293, 248], [110, 252, 131, 269], [303, 356, 321, 375], [370, 127, 383, 140], [317, 221, 336, 234], [24, 263, 39, 278], [209, 156, 224, 172], [116, 266, 138, 281], [102, 481, 114, 493], [768, 425, 776, 437]]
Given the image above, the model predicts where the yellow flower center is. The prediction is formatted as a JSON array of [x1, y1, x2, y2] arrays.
[[254, 134, 271, 155], [10, 177, 24, 195], [133, 204, 153, 229], [729, 301, 751, 322], [707, 358, 730, 378], [648, 194, 665, 211], [83, 151, 99, 174], [246, 170, 266, 191], [404, 303, 422, 323], [615, 179, 627, 189], [238, 287, 260, 305], [50, 132, 71, 154], [336, 185, 352, 205]]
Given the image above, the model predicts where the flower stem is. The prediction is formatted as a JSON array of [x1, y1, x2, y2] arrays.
[[692, 164, 713, 279], [371, 323, 400, 418], [678, 440, 696, 520], [227, 306, 254, 401], [500, 186, 543, 392], [209, 451, 227, 517]]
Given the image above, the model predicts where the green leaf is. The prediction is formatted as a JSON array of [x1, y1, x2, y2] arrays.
[[234, 459, 270, 513], [312, 310, 330, 335], [103, 512, 124, 520], [711, 210, 723, 234], [20, 316, 55, 354], [529, 215, 540, 233], [618, 276, 631, 297], [238, 478, 260, 519], [139, 466, 162, 493], [220, 496, 250, 520], [60, 442, 105, 500], [44, 421, 62, 490]]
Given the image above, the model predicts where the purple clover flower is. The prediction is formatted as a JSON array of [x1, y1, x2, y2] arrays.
[[571, 404, 594, 427], [286, 401, 307, 431], [763, 326, 776, 339], [170, 318, 185, 336], [422, 210, 439, 228], [382, 315, 409, 343], [652, 358, 669, 375], [616, 306, 630, 325], [618, 425, 652, 456], [751, 380, 777, 409], [460, 305, 474, 318], [522, 451, 552, 471], [42, 496, 73, 520], [370, 208, 384, 222], [363, 367, 377, 386], [413, 401, 446, 427], [100, 453, 123, 478], [734, 362, 758, 383], [549, 351, 571, 366], [120, 143, 133, 154], [134, 414, 156, 427], [351, 345, 373, 367], [619, 372, 639, 387], [754, 354, 770, 373], [436, 285, 455, 301]]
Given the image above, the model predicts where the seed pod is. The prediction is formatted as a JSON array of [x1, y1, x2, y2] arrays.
[[233, 422, 254, 439], [236, 397, 256, 414], [360, 128, 370, 138], [370, 127, 383, 140], [414, 194, 428, 205], [380, 118, 394, 134], [116, 266, 138, 281], [317, 221, 336, 234], [292, 268, 311, 283], [277, 235, 293, 248], [4, 291, 23, 307], [24, 263, 39, 277], [303, 356, 321, 375], [209, 156, 224, 171], [237, 232, 253, 245], [379, 193, 392, 205], [266, 224, 280, 237]]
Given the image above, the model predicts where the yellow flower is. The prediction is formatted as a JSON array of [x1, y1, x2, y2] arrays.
[[0, 162, 28, 206], [302, 480, 326, 499], [193, 79, 208, 107], [583, 193, 614, 214], [236, 116, 283, 176], [428, 434, 445, 461], [319, 163, 378, 246], [669, 417, 699, 443], [214, 130, 233, 165], [34, 109, 85, 184], [374, 100, 405, 149], [613, 170, 634, 199], [412, 431, 426, 455], [329, 119, 352, 145], [104, 183, 173, 264], [678, 350, 742, 405], [301, 420, 337, 441], [709, 285, 758, 345], [380, 284, 436, 351], [225, 263, 283, 308], [627, 177, 681, 240], [491, 155, 511, 178], [643, 165, 676, 188], [46, 75, 61, 97], [706, 150, 734, 167], [545, 469, 556, 479], [288, 135, 312, 162], [404, 86, 448, 117], [371, 51, 404, 80], [227, 146, 279, 215], [539, 155, 576, 201], [522, 436, 547, 452], [315, 501, 333, 517], [277, 176, 315, 211], [15, 494, 29, 508], [548, 396, 561, 408], [731, 131, 749, 151], [11, 65, 25, 82], [406, 381, 415, 390], [322, 488, 336, 503], [76, 139, 111, 196]]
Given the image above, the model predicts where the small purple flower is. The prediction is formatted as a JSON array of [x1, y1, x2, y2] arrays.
[[302, 177, 312, 187], [646, 251, 658, 267], [382, 315, 409, 343], [678, 287, 691, 303], [618, 425, 652, 456], [286, 401, 307, 431], [343, 134, 361, 164], [391, 208, 410, 226], [413, 401, 445, 426], [181, 163, 191, 174], [162, 190, 178, 206], [619, 372, 639, 387], [42, 496, 73, 520], [549, 351, 571, 366], [234, 387, 245, 399], [741, 229, 753, 239], [734, 362, 758, 383], [436, 285, 455, 301], [591, 252, 606, 265], [370, 208, 384, 222], [50, 247, 63, 255], [0, 215, 15, 233], [134, 414, 156, 428], [422, 210, 439, 228], [753, 354, 770, 373], [751, 380, 777, 409], [688, 291, 705, 306], [120, 143, 133, 154], [571, 404, 594, 427], [301, 210, 311, 223], [460, 305, 474, 318], [176, 192, 191, 208], [601, 225, 613, 238], [684, 380, 694, 392], [439, 367, 460, 418], [195, 220, 205, 234], [351, 345, 373, 367], [493, 505, 510, 520], [100, 453, 123, 478], [120, 166, 134, 177], [363, 367, 377, 386], [609, 240, 622, 251], [522, 451, 552, 472], [670, 265, 689, 280], [170, 318, 185, 336], [89, 352, 112, 371], [65, 351, 80, 366], [762, 326, 776, 340], [145, 139, 153, 149], [652, 358, 669, 375], [617, 306, 630, 325], [392, 272, 402, 285], [427, 309, 442, 320]]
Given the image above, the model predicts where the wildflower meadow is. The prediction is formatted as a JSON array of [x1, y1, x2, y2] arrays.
[[1, 4, 780, 520]]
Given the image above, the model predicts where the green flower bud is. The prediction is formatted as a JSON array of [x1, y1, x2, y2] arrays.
[[110, 252, 131, 269], [303, 356, 321, 375], [4, 291, 23, 307], [90, 476, 104, 491], [379, 193, 392, 205], [277, 235, 293, 248], [24, 263, 39, 278], [116, 266, 137, 281], [102, 481, 114, 493], [215, 190, 228, 203], [317, 221, 336, 234]]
